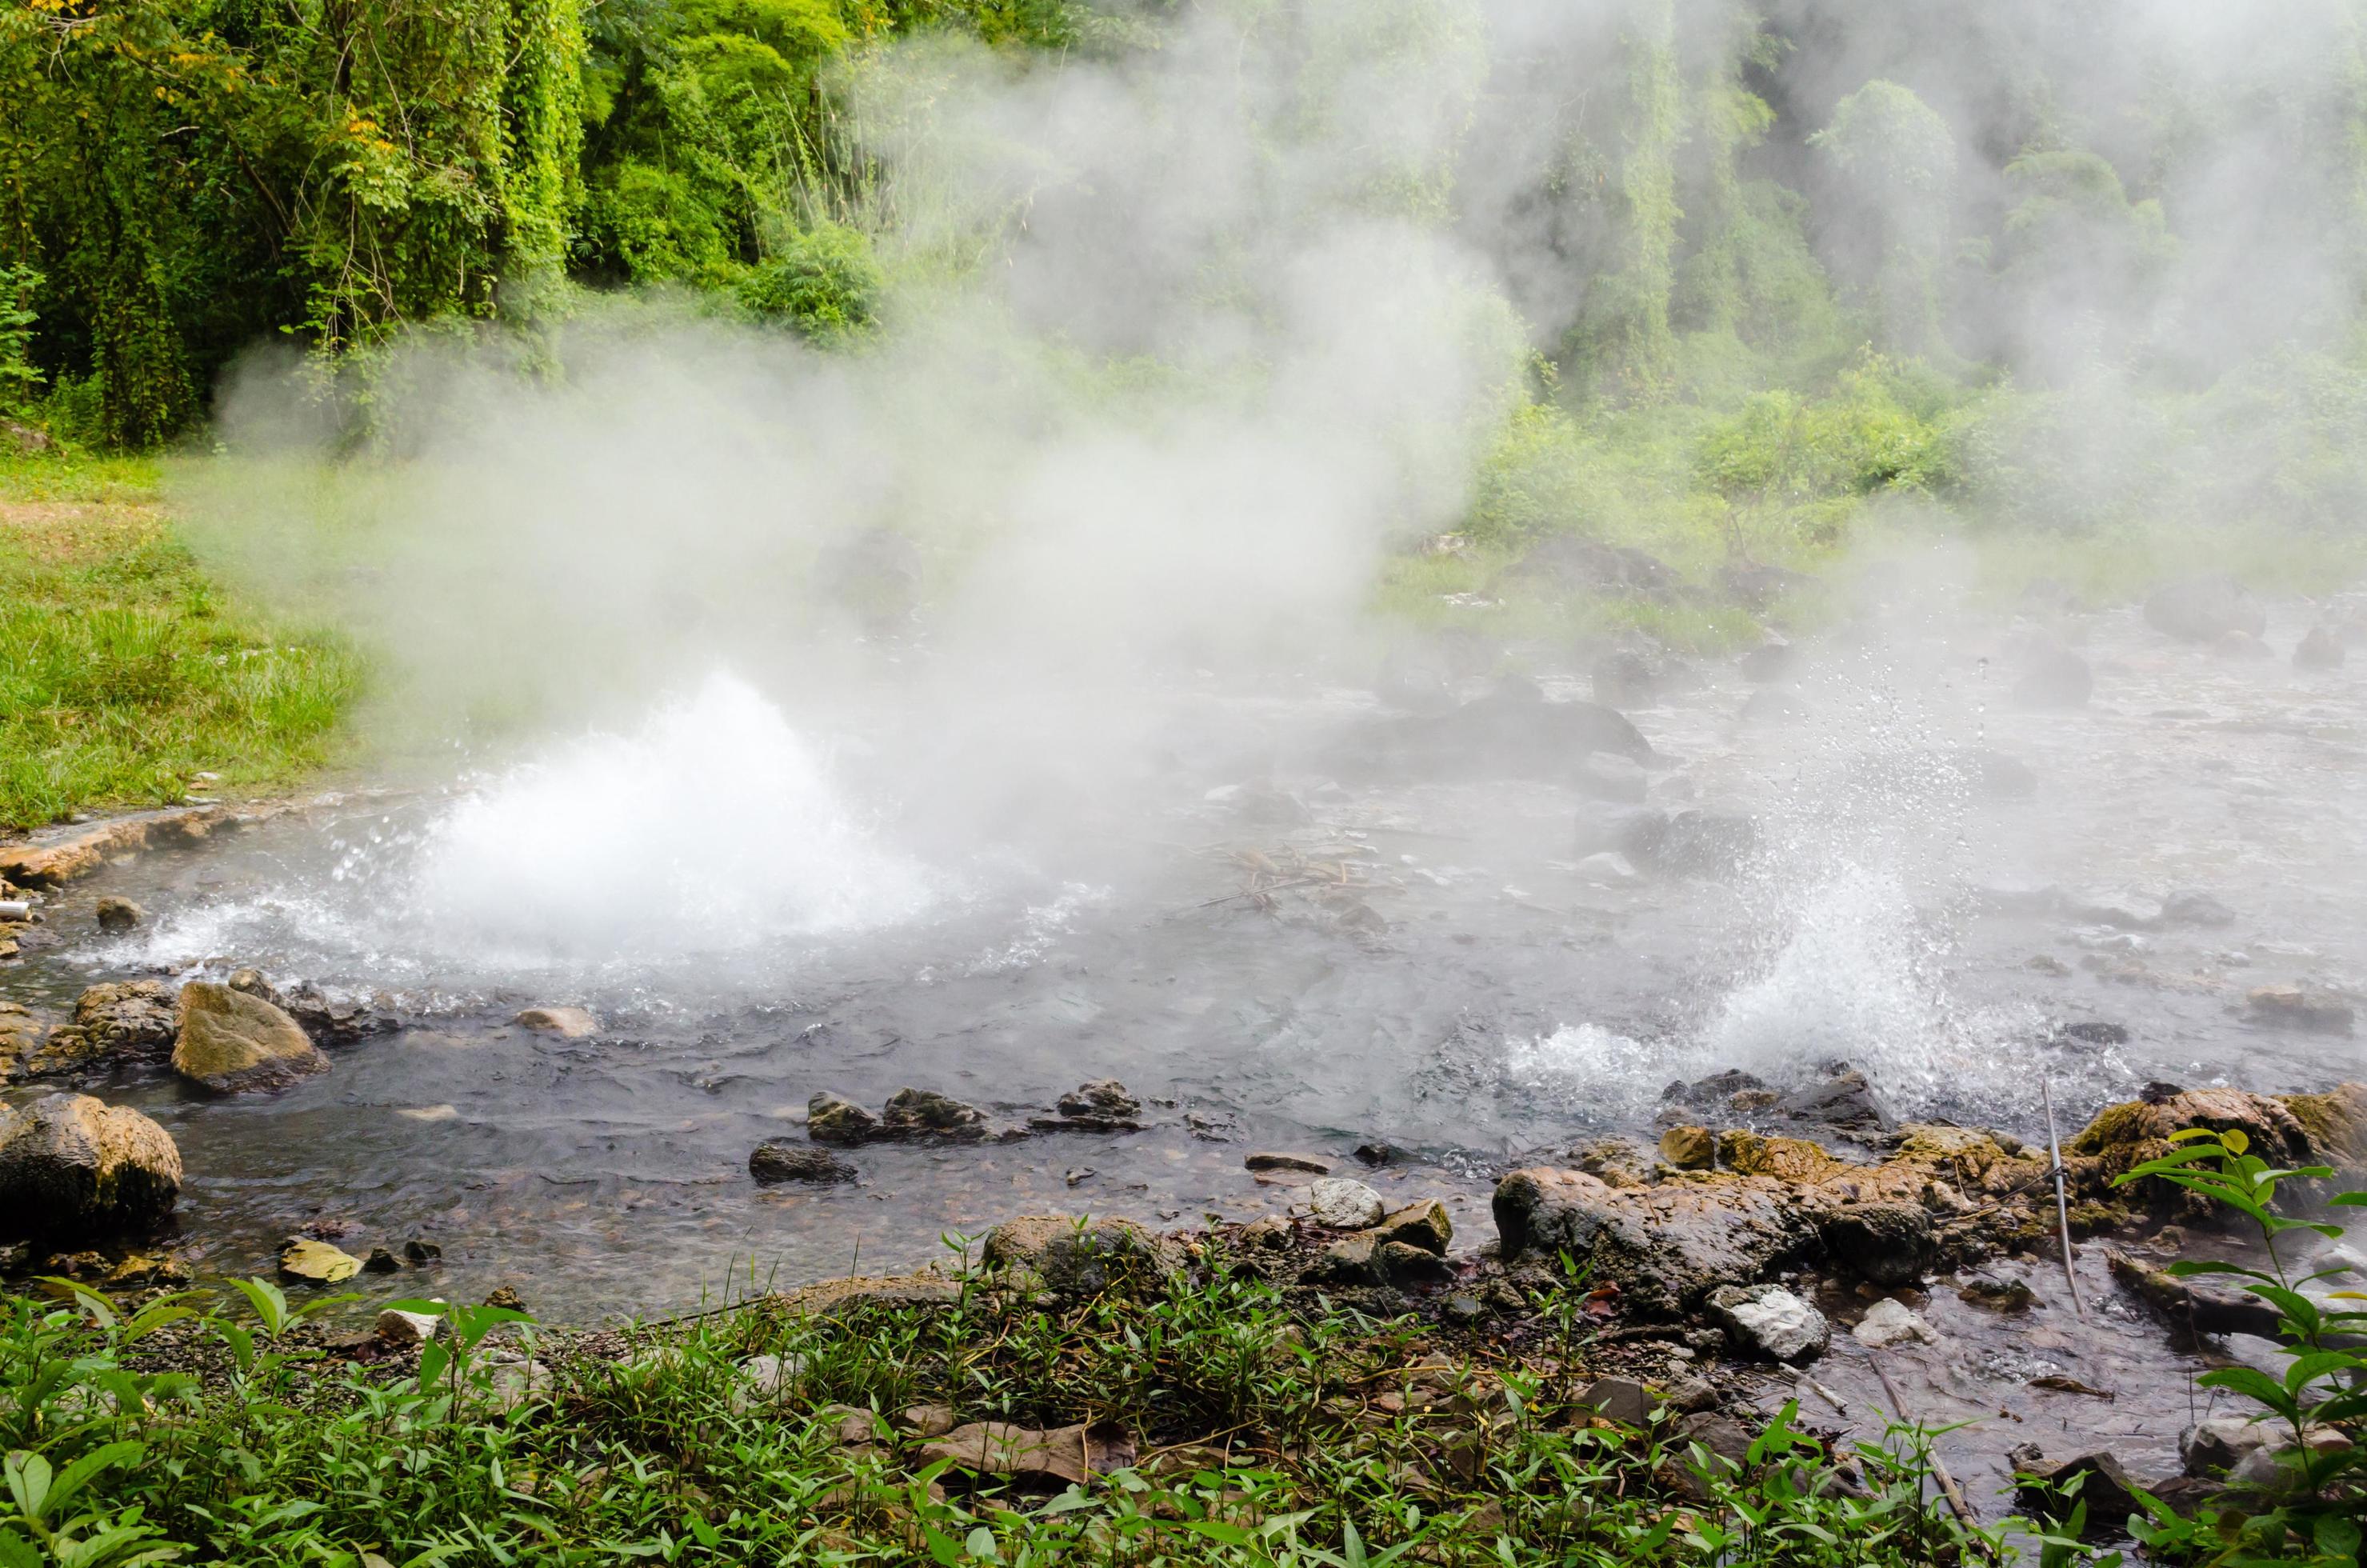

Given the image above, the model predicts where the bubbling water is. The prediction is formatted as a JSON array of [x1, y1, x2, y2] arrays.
[[404, 670, 939, 966]]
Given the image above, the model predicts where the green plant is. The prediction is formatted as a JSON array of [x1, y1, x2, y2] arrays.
[[0, 265, 41, 417], [2111, 1128, 2367, 1565]]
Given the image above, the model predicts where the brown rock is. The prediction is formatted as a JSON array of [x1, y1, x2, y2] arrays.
[[513, 1006, 597, 1038], [94, 897, 143, 932], [2245, 988, 2353, 1035], [1659, 1125, 1716, 1170], [0, 1093, 182, 1241], [70, 980, 178, 1059], [278, 1237, 363, 1284], [1371, 1198, 1453, 1254], [1492, 1167, 1817, 1315], [173, 982, 328, 1094], [1717, 1130, 1843, 1182], [1245, 1151, 1331, 1174], [918, 1421, 1136, 1486]]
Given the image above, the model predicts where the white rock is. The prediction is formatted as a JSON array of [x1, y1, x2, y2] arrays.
[[1306, 1177, 1385, 1230], [374, 1306, 446, 1346], [1575, 853, 1639, 886], [730, 1353, 809, 1413], [1851, 1298, 1940, 1348], [1710, 1284, 1829, 1362], [2181, 1414, 2273, 1476]]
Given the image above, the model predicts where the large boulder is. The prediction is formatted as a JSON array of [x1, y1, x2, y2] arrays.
[[1492, 1168, 1817, 1315], [0, 1093, 182, 1241], [50, 980, 180, 1067], [2071, 1086, 2315, 1197], [2145, 577, 2265, 643], [172, 982, 329, 1094], [983, 1214, 1182, 1299]]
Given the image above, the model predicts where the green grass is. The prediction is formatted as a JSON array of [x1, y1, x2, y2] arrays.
[[0, 448, 363, 833], [0, 1248, 2049, 1567]]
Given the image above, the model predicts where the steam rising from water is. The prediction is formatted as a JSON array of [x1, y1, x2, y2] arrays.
[[406, 671, 937, 966]]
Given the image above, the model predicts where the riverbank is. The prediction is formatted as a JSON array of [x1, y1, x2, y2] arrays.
[[0, 448, 361, 833]]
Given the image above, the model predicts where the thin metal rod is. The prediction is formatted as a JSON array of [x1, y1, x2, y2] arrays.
[[2042, 1076, 2089, 1321]]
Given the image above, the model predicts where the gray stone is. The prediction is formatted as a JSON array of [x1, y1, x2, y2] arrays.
[[2181, 1414, 2273, 1477], [1850, 1298, 1938, 1348], [1307, 1177, 1385, 1229], [94, 897, 143, 932], [1709, 1283, 1829, 1362], [881, 1087, 1020, 1142], [2295, 626, 2345, 670]]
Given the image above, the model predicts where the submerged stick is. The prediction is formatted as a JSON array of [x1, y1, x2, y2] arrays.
[[1867, 1351, 1985, 1551], [2041, 1077, 2089, 1321]]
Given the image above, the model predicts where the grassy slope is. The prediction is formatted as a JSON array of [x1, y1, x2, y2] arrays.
[[0, 450, 362, 833]]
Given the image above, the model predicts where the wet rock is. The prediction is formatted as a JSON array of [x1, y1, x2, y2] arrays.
[[1709, 1283, 1829, 1362], [2012, 647, 2092, 709], [1662, 1069, 1773, 1116], [513, 1006, 596, 1038], [0, 1002, 59, 1081], [94, 897, 143, 932], [2245, 987, 2353, 1035], [1818, 1202, 1931, 1286], [1618, 810, 1758, 878], [1302, 1231, 1378, 1285], [1591, 649, 1661, 709], [1569, 1134, 1658, 1188], [270, 983, 393, 1046], [1033, 1079, 1143, 1133], [1493, 1168, 1816, 1316], [2181, 1414, 2275, 1477], [2280, 1082, 2367, 1182], [68, 980, 178, 1060], [2294, 625, 2345, 670], [1351, 1141, 1401, 1166], [1774, 1062, 1893, 1138], [1850, 1298, 1938, 1348], [750, 1140, 856, 1184], [2214, 630, 2273, 659], [2145, 577, 2265, 643], [1307, 1177, 1385, 1229], [0, 1093, 182, 1241], [1717, 1130, 1843, 1183], [1573, 1375, 1660, 1428], [404, 1237, 442, 1264], [2073, 1085, 2328, 1214], [483, 1284, 528, 1313], [1659, 1126, 1715, 1170], [807, 1092, 879, 1146], [173, 982, 328, 1094], [2013, 1449, 2144, 1538], [279, 1237, 363, 1285], [1957, 1270, 2036, 1311], [1371, 1198, 1452, 1254], [1245, 1151, 1330, 1174], [1575, 754, 1650, 804], [2159, 890, 2236, 928], [1377, 1239, 1454, 1286], [881, 1087, 1022, 1143], [984, 1214, 1181, 1299]]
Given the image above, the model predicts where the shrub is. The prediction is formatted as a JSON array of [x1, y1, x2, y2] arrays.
[[737, 221, 886, 341]]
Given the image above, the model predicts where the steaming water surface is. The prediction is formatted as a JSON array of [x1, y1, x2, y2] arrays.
[[6, 600, 2365, 1318]]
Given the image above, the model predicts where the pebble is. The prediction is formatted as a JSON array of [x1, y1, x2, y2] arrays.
[[1851, 1298, 1939, 1348]]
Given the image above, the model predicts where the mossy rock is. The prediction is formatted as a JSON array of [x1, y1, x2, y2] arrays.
[[1717, 1130, 1842, 1183], [2277, 1083, 2367, 1183], [173, 982, 328, 1094]]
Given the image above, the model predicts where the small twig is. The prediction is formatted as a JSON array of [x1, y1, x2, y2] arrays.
[[1867, 1350, 1986, 1553], [1800, 1374, 1851, 1418], [2042, 1077, 2089, 1321]]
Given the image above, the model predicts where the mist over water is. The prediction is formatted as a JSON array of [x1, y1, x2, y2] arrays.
[[24, 0, 2365, 1314]]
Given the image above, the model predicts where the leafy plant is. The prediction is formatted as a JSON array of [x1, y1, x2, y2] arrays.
[[2112, 1127, 2367, 1564]]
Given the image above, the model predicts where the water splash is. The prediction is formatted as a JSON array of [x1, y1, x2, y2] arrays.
[[404, 670, 938, 966]]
